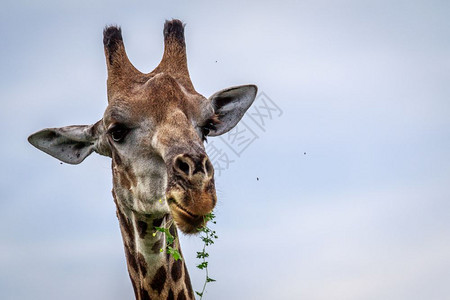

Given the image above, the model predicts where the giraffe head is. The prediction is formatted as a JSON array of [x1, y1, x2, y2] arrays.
[[28, 20, 257, 233]]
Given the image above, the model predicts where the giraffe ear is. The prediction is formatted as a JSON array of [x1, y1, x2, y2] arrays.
[[28, 123, 100, 165], [208, 84, 257, 136]]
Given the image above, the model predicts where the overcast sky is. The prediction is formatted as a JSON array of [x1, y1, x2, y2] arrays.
[[1, 1, 449, 299]]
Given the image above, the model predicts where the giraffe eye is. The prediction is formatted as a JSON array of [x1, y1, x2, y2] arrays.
[[108, 124, 130, 143]]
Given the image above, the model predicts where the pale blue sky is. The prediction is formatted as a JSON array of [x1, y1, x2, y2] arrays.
[[1, 1, 449, 299]]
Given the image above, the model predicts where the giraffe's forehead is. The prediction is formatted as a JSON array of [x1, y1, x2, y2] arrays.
[[104, 74, 211, 127]]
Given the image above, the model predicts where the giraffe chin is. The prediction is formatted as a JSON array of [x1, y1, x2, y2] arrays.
[[167, 197, 209, 234]]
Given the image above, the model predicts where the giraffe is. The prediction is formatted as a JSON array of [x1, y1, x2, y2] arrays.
[[28, 20, 257, 299]]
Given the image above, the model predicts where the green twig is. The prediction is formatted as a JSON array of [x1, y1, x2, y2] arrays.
[[195, 213, 218, 299], [154, 219, 182, 261]]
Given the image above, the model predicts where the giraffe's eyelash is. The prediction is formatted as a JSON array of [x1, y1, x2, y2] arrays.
[[108, 123, 131, 143], [202, 116, 221, 131], [201, 116, 220, 142]]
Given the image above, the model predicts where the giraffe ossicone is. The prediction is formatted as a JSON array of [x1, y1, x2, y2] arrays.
[[29, 19, 257, 299]]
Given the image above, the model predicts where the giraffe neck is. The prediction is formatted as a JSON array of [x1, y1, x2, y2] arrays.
[[113, 193, 194, 300]]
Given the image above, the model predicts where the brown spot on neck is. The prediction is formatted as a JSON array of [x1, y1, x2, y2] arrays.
[[152, 217, 165, 228], [151, 238, 163, 254], [150, 265, 167, 294], [137, 252, 148, 277], [129, 273, 139, 298], [183, 263, 194, 299], [113, 191, 135, 248], [139, 288, 151, 300], [176, 290, 187, 300], [137, 220, 148, 239], [167, 289, 175, 300], [171, 259, 183, 282], [125, 245, 138, 273]]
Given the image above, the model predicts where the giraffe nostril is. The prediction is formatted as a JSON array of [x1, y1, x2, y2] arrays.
[[204, 157, 213, 177], [174, 156, 191, 176], [173, 154, 213, 179]]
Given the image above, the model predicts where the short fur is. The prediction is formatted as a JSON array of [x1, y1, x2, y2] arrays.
[[28, 19, 258, 300]]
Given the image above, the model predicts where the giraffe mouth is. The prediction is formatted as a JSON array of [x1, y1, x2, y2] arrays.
[[168, 197, 199, 219], [167, 197, 204, 233]]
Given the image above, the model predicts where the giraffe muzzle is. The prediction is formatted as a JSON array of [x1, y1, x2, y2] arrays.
[[166, 153, 217, 233]]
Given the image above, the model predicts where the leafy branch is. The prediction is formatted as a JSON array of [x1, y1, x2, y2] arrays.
[[153, 222, 182, 261], [152, 212, 219, 299], [195, 212, 218, 299]]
